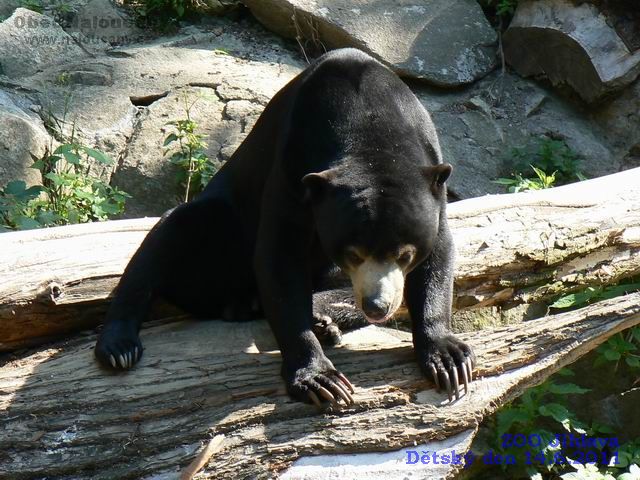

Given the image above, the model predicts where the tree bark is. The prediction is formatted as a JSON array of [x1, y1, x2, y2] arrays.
[[1, 292, 639, 479], [2, 168, 639, 352]]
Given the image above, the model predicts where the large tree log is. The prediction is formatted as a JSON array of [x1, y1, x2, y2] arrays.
[[503, 0, 640, 103], [2, 168, 640, 352], [1, 292, 640, 479]]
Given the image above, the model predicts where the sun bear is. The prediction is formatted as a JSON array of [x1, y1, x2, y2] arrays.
[[95, 48, 475, 405]]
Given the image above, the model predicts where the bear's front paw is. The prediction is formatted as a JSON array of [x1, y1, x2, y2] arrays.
[[418, 334, 475, 402], [283, 355, 355, 410], [312, 313, 343, 346], [95, 322, 143, 370]]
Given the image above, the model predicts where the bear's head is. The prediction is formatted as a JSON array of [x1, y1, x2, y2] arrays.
[[303, 161, 451, 323]]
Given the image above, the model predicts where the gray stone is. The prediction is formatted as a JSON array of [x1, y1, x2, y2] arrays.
[[110, 88, 226, 217], [415, 70, 617, 199], [0, 8, 88, 78], [504, 0, 640, 103], [198, 0, 242, 15], [0, 89, 52, 188], [4, 21, 303, 215], [243, 0, 497, 86], [70, 0, 144, 47], [590, 78, 640, 171]]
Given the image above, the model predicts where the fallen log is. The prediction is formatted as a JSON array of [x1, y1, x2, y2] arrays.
[[1, 292, 639, 479], [2, 168, 640, 351]]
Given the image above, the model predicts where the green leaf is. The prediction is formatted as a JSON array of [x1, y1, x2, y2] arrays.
[[590, 421, 615, 434], [551, 288, 599, 309], [82, 147, 113, 165], [62, 151, 82, 165], [604, 349, 621, 361], [36, 210, 60, 226], [163, 133, 179, 146], [557, 368, 575, 377], [593, 355, 609, 367], [539, 403, 571, 425], [4, 180, 27, 196], [626, 356, 640, 368], [550, 294, 579, 309], [15, 216, 41, 230], [548, 383, 590, 395], [44, 173, 65, 186], [54, 144, 75, 154], [496, 407, 532, 434]]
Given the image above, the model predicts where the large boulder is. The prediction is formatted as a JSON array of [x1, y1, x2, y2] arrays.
[[0, 90, 52, 188], [590, 78, 640, 170], [70, 0, 144, 47], [416, 70, 617, 199], [242, 0, 497, 86], [0, 8, 88, 78], [504, 0, 640, 103], [14, 20, 305, 217]]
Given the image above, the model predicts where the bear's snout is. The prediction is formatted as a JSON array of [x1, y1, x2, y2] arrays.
[[362, 296, 391, 322]]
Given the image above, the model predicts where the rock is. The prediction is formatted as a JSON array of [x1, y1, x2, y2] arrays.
[[503, 0, 640, 103], [242, 0, 497, 86], [580, 0, 640, 52], [3, 18, 303, 216], [415, 70, 616, 199], [198, 0, 242, 15], [0, 8, 88, 78], [110, 87, 226, 217], [590, 78, 640, 171], [0, 90, 52, 188], [70, 0, 144, 47]]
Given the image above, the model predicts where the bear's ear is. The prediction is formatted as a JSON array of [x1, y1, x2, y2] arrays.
[[302, 169, 338, 201], [421, 163, 452, 188]]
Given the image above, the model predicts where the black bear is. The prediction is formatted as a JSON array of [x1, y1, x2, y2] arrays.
[[95, 48, 475, 405]]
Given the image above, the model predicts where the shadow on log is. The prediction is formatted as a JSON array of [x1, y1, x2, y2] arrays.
[[1, 292, 640, 478]]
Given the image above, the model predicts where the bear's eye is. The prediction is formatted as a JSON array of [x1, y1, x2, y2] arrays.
[[345, 249, 364, 266]]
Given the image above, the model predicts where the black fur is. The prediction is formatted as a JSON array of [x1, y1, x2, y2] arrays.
[[95, 48, 475, 404]]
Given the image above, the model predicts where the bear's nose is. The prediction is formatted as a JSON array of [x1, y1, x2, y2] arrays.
[[362, 297, 389, 321]]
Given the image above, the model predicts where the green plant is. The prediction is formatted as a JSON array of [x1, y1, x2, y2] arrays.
[[550, 280, 640, 311], [0, 142, 129, 231], [52, 1, 74, 15], [164, 94, 217, 202], [484, 0, 518, 16], [593, 326, 640, 369], [549, 278, 640, 369], [512, 137, 584, 184], [481, 370, 594, 477], [19, 0, 44, 13], [0, 181, 46, 230], [495, 137, 585, 193], [56, 71, 71, 86], [129, 0, 208, 26], [494, 165, 557, 193]]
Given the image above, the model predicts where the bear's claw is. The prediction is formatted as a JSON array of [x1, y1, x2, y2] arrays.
[[285, 358, 356, 411], [420, 334, 475, 402], [95, 324, 143, 371]]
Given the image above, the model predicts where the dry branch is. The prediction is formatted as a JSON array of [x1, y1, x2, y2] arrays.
[[2, 168, 640, 351], [1, 292, 640, 478]]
